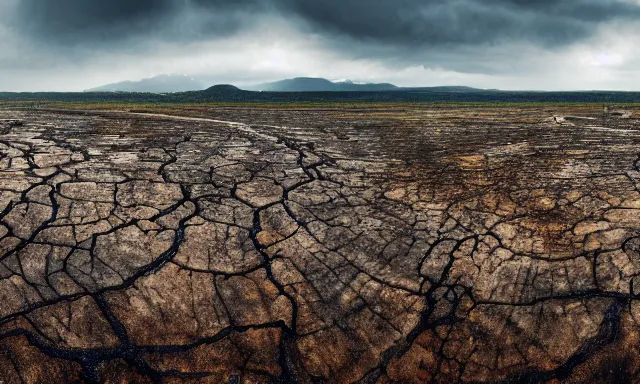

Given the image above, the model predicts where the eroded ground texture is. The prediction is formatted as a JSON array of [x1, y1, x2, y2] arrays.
[[1, 103, 640, 383]]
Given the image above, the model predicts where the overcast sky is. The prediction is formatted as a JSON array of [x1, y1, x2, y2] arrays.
[[1, 0, 640, 91]]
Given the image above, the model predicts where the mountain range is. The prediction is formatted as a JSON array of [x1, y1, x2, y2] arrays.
[[244, 77, 400, 92], [85, 74, 206, 93], [85, 74, 486, 93]]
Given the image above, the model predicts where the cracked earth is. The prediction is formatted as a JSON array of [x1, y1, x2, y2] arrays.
[[1, 104, 640, 383]]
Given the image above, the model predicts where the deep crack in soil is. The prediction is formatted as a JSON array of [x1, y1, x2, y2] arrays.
[[0, 103, 640, 383]]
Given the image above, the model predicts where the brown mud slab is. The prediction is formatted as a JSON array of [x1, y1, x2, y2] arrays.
[[0, 104, 639, 383]]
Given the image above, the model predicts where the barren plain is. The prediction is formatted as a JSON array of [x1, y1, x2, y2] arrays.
[[0, 102, 640, 383]]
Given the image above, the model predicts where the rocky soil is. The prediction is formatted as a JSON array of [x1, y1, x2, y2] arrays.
[[0, 104, 639, 383]]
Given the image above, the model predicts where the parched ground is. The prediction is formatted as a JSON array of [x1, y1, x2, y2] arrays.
[[0, 103, 640, 383]]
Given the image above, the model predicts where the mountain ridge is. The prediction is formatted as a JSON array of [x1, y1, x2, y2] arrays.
[[85, 74, 206, 93], [85, 75, 489, 94], [244, 77, 400, 92]]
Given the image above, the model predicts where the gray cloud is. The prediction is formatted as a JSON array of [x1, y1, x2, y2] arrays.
[[2, 0, 640, 91], [13, 0, 267, 48], [12, 0, 640, 49]]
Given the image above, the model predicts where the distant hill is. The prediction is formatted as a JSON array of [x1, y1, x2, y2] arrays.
[[201, 84, 244, 93], [85, 74, 206, 93], [245, 77, 400, 92]]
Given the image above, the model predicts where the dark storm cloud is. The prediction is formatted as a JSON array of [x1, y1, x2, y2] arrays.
[[285, 0, 640, 47], [4, 0, 640, 91], [16, 0, 175, 41], [12, 0, 640, 49], [13, 0, 268, 46]]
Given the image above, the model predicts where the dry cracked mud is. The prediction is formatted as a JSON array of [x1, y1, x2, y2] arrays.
[[0, 103, 640, 383]]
